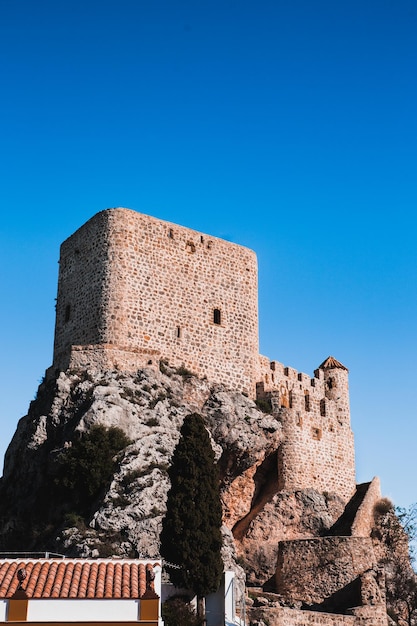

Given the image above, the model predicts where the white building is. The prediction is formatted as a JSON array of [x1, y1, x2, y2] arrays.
[[0, 557, 163, 625]]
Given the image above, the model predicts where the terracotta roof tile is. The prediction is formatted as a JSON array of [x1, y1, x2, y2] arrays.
[[113, 562, 122, 598], [96, 562, 106, 598], [0, 562, 17, 597], [44, 561, 58, 597], [59, 561, 73, 597], [26, 562, 40, 597], [122, 562, 131, 598], [138, 563, 146, 599], [87, 562, 97, 598], [70, 562, 84, 598], [0, 559, 160, 600], [104, 561, 113, 598]]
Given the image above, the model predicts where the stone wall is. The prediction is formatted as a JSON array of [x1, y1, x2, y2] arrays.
[[351, 476, 381, 537], [257, 358, 355, 502], [249, 606, 356, 625], [53, 208, 259, 396], [62, 344, 161, 373], [275, 537, 377, 605], [249, 605, 387, 626]]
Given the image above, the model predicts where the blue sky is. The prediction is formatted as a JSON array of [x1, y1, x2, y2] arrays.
[[1, 0, 416, 510]]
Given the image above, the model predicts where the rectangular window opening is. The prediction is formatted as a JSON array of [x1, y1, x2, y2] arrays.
[[312, 427, 322, 441]]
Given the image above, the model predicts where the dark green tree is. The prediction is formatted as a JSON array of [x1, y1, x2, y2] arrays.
[[162, 596, 203, 626], [160, 413, 223, 617], [54, 425, 131, 518]]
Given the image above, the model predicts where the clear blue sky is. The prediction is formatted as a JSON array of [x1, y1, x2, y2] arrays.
[[1, 0, 416, 510]]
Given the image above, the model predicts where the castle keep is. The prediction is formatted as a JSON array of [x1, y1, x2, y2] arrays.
[[53, 207, 356, 502], [53, 208, 259, 397]]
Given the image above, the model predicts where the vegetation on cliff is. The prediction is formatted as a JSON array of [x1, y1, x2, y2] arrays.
[[0, 364, 279, 565], [54, 425, 131, 519], [373, 499, 417, 625], [162, 596, 203, 626]]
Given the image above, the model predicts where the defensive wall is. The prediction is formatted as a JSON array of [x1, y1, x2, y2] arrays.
[[275, 537, 380, 605], [257, 356, 355, 501], [351, 477, 381, 537], [249, 605, 387, 626], [262, 479, 386, 622]]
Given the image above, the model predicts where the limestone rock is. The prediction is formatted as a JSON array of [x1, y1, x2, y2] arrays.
[[0, 363, 400, 624], [0, 365, 282, 581]]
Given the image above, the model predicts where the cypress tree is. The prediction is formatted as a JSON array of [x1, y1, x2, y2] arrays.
[[160, 413, 223, 604]]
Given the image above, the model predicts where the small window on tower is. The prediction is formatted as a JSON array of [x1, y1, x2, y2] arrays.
[[64, 304, 71, 323], [213, 308, 221, 325], [312, 427, 322, 441], [176, 327, 181, 338]]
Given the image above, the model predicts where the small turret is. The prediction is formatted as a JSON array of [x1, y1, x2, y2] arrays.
[[259, 355, 355, 501], [316, 356, 350, 425]]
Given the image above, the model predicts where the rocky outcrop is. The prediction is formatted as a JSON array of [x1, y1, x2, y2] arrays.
[[0, 364, 286, 563], [0, 363, 408, 624]]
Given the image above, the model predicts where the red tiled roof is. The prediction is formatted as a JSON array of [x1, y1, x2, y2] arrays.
[[0, 559, 160, 599]]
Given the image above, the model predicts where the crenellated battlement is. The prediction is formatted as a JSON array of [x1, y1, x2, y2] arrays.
[[257, 355, 355, 500], [257, 356, 350, 421]]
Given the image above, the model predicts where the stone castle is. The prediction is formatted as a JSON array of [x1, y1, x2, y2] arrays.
[[52, 207, 355, 503], [53, 207, 259, 394], [49, 207, 391, 624]]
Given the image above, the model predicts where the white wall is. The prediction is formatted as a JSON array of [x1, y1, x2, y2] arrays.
[[163, 571, 241, 626], [27, 599, 139, 622]]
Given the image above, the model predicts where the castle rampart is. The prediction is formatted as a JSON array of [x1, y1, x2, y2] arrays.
[[275, 537, 379, 605], [248, 605, 387, 626], [350, 477, 381, 538], [257, 356, 355, 501]]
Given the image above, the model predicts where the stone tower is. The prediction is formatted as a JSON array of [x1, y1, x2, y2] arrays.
[[257, 356, 355, 501], [53, 208, 259, 396]]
